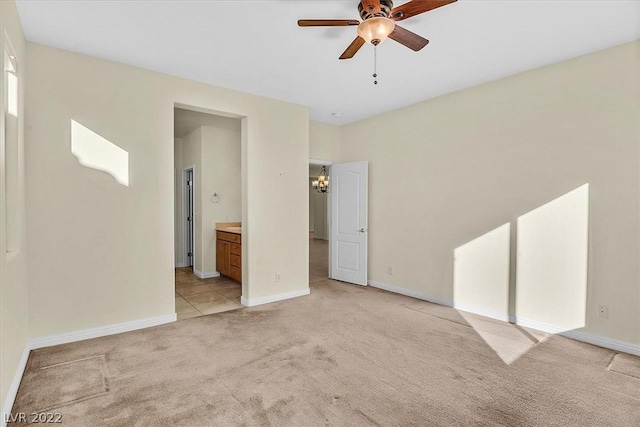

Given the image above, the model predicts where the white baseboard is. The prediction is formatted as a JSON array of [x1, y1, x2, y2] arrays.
[[510, 315, 640, 356], [241, 288, 310, 307], [2, 346, 30, 426], [193, 269, 220, 279], [175, 261, 187, 268], [562, 330, 640, 356], [454, 302, 510, 323], [368, 280, 452, 307], [368, 279, 640, 356], [507, 315, 566, 334], [28, 314, 177, 350]]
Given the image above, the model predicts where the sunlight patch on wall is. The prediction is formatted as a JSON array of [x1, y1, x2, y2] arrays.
[[516, 184, 589, 332], [71, 120, 129, 186], [7, 72, 17, 117], [453, 222, 544, 364], [454, 223, 511, 321], [452, 184, 590, 365], [5, 50, 18, 117]]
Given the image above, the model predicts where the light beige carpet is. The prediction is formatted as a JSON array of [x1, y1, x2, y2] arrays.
[[608, 352, 640, 379], [12, 280, 640, 426]]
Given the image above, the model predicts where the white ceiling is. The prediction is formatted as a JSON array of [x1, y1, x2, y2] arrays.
[[174, 107, 241, 138], [16, 1, 640, 125]]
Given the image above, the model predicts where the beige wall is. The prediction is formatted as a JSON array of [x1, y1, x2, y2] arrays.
[[202, 125, 242, 275], [310, 120, 340, 162], [26, 43, 309, 337], [340, 41, 640, 345], [0, 0, 28, 414]]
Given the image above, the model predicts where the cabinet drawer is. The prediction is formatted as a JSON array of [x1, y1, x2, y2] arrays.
[[230, 243, 241, 256], [230, 254, 241, 267], [230, 265, 241, 281], [217, 231, 241, 244]]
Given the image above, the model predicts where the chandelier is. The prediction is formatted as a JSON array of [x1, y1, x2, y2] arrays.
[[312, 166, 329, 193]]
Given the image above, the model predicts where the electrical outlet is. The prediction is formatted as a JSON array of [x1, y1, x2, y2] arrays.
[[597, 304, 608, 319], [387, 266, 393, 275], [276, 273, 281, 282]]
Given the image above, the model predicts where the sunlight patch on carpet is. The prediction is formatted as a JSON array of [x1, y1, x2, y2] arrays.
[[404, 301, 551, 364]]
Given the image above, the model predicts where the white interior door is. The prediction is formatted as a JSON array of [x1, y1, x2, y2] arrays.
[[330, 161, 368, 286]]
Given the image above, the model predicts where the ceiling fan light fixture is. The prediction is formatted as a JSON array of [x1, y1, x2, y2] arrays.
[[357, 17, 395, 46]]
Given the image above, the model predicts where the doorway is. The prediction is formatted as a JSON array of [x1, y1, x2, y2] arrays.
[[309, 162, 330, 282], [173, 106, 244, 320], [309, 160, 369, 287]]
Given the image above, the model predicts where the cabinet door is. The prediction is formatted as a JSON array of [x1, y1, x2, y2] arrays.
[[216, 240, 230, 276], [230, 265, 241, 282]]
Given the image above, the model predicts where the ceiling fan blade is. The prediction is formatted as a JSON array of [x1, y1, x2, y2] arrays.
[[339, 36, 366, 60], [360, 0, 382, 14], [388, 25, 429, 51], [298, 19, 360, 27], [391, 0, 457, 21]]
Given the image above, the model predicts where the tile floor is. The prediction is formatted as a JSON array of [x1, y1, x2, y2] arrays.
[[176, 233, 328, 321], [175, 268, 243, 320]]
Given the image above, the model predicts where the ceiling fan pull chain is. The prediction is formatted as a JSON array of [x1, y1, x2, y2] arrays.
[[373, 45, 378, 85]]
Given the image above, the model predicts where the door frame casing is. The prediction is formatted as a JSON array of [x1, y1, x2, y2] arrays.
[[182, 165, 195, 270]]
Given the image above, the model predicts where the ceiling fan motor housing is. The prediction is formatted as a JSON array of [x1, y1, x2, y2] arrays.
[[359, 0, 394, 20]]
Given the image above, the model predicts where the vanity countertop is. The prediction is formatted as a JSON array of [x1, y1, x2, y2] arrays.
[[216, 222, 241, 235]]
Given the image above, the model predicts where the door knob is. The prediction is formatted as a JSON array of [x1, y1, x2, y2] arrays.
[[358, 228, 367, 233]]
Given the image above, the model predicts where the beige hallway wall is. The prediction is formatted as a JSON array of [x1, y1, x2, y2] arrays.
[[312, 190, 328, 240], [26, 43, 309, 338], [340, 41, 640, 345], [309, 178, 315, 232]]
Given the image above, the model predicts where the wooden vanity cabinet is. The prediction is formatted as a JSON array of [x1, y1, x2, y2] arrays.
[[216, 239, 230, 277], [216, 231, 241, 283]]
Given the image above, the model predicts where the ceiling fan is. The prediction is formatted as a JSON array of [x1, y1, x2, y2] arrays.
[[298, 0, 457, 60]]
